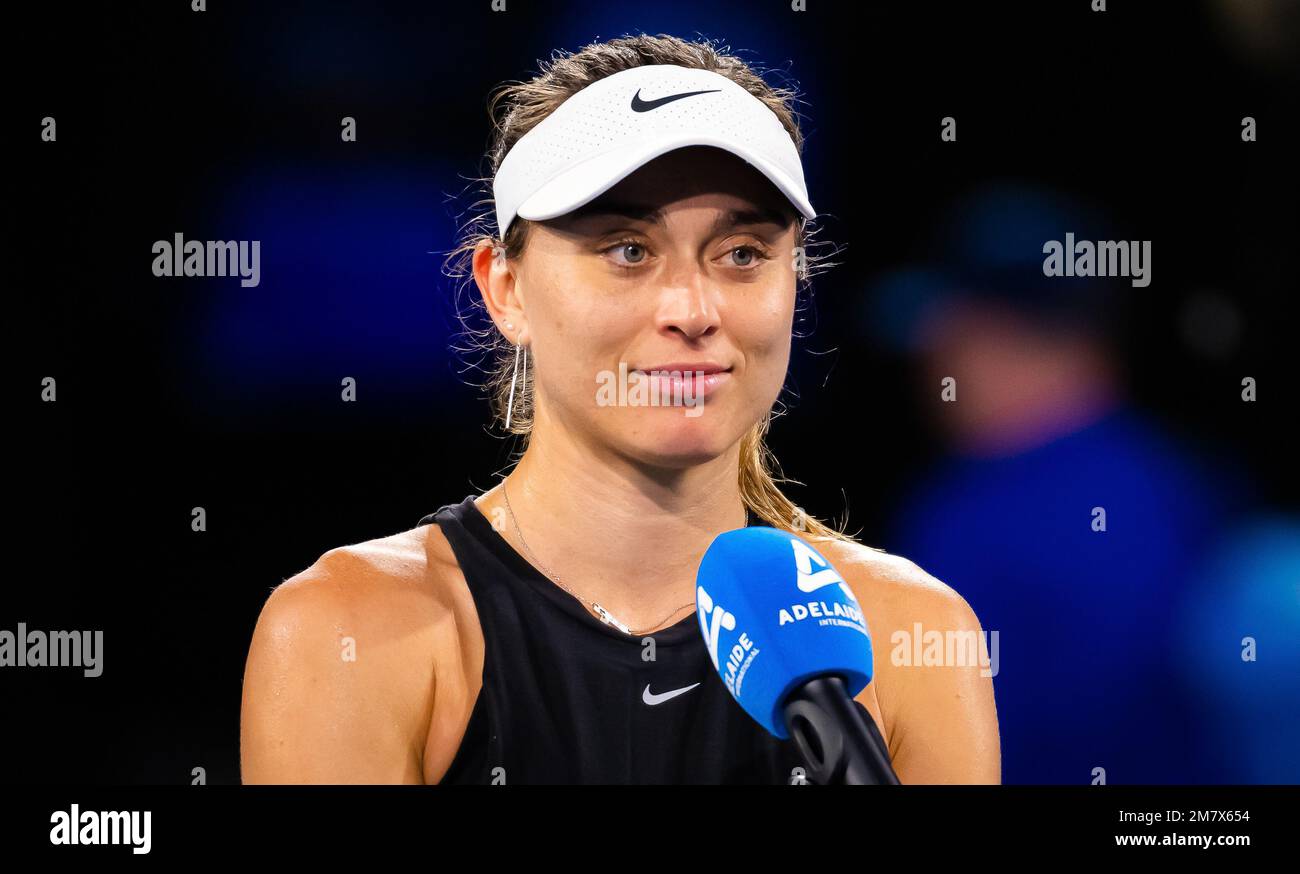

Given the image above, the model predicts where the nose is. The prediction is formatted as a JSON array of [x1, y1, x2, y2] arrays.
[[654, 271, 721, 341]]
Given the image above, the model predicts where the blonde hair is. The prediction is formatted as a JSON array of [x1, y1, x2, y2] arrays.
[[444, 33, 863, 545]]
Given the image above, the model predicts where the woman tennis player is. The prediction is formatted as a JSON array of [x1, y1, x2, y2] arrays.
[[240, 34, 1000, 784]]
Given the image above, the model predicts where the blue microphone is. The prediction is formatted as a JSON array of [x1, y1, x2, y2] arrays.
[[696, 526, 900, 785]]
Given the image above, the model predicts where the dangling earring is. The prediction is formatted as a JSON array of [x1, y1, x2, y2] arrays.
[[505, 334, 527, 430]]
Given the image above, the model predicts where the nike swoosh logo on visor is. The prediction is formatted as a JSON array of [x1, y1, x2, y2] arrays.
[[630, 88, 721, 112], [642, 682, 701, 705]]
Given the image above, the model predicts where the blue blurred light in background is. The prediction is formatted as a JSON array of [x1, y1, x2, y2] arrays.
[[184, 162, 464, 417], [1174, 516, 1300, 783]]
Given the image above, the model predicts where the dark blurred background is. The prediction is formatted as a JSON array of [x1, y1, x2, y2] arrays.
[[10, 0, 1297, 785]]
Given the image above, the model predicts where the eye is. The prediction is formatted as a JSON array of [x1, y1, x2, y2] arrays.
[[604, 240, 650, 267], [726, 244, 771, 268]]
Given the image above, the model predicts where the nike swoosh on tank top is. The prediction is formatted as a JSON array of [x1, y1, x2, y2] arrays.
[[419, 494, 814, 784]]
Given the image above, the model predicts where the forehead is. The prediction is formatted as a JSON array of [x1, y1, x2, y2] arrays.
[[565, 146, 797, 226]]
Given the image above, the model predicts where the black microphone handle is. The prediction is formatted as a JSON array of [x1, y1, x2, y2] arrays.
[[782, 675, 901, 785]]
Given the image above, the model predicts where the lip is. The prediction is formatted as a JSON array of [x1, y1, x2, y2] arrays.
[[630, 363, 733, 400], [633, 362, 730, 375]]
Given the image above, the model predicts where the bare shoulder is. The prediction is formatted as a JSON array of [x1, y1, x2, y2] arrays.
[[240, 521, 468, 783], [815, 537, 980, 628], [813, 536, 1001, 783], [257, 524, 447, 653]]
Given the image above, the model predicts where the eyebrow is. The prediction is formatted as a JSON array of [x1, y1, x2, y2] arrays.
[[565, 201, 794, 234], [710, 207, 794, 236]]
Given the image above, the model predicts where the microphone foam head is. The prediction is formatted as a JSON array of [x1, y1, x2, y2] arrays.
[[695, 526, 873, 738]]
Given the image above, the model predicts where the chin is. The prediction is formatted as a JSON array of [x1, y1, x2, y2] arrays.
[[622, 409, 738, 468]]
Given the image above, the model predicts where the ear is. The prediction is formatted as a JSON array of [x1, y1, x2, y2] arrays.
[[473, 240, 529, 345]]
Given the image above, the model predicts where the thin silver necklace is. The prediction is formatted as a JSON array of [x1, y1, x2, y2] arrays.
[[500, 478, 748, 636]]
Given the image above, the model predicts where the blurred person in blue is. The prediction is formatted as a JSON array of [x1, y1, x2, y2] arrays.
[[871, 182, 1255, 783]]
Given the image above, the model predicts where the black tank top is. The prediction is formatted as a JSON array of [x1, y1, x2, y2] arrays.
[[418, 493, 812, 785]]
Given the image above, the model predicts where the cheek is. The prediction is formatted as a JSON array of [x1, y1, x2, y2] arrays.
[[738, 283, 796, 367], [524, 257, 590, 345], [523, 260, 638, 390], [765, 291, 799, 392]]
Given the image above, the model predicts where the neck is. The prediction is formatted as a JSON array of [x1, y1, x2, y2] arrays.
[[480, 415, 748, 634]]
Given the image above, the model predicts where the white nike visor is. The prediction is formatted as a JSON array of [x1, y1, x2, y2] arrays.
[[492, 64, 816, 237]]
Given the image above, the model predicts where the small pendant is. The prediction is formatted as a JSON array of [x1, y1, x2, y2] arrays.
[[592, 602, 633, 635]]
